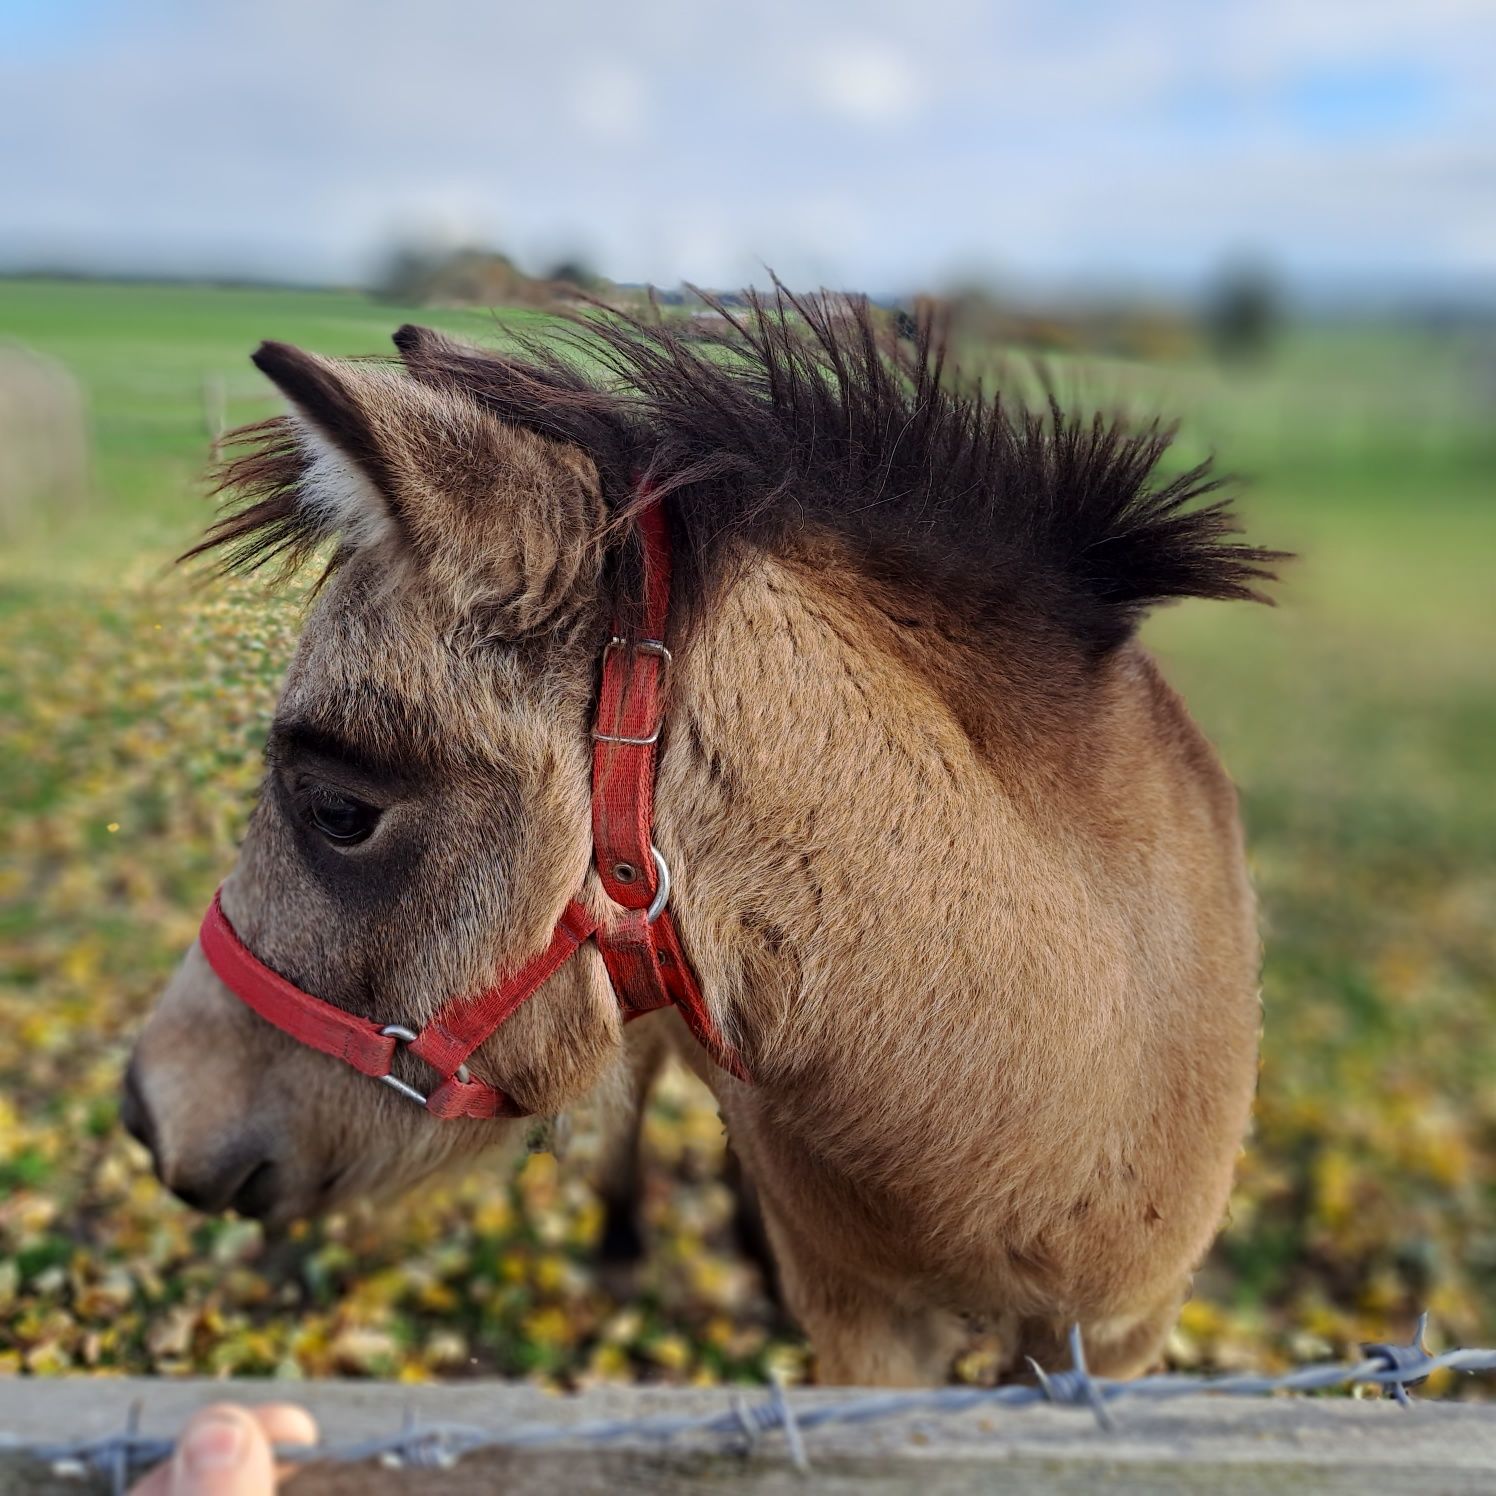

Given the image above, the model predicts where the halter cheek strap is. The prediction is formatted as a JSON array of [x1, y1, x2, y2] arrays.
[[198, 499, 749, 1119]]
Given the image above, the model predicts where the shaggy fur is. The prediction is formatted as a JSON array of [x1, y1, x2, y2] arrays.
[[129, 291, 1279, 1388]]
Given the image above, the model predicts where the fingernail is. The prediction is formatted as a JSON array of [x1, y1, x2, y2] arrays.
[[180, 1414, 248, 1472]]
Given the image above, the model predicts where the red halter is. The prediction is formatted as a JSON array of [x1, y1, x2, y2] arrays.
[[198, 501, 748, 1120]]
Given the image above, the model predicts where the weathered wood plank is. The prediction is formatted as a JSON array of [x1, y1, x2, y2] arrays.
[[3, 1379, 1494, 1495]]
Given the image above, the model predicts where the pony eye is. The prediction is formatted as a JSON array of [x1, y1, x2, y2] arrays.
[[306, 790, 380, 846]]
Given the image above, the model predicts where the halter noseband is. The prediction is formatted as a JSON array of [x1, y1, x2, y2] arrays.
[[198, 500, 748, 1120]]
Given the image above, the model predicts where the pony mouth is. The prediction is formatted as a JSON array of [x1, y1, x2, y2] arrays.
[[317, 1163, 349, 1201]]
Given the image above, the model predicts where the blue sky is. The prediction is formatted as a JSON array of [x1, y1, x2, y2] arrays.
[[1, 0, 1491, 295]]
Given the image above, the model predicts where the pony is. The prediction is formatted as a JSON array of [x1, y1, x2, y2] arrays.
[[123, 289, 1280, 1385]]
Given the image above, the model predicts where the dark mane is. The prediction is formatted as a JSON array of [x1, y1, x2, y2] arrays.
[[193, 285, 1284, 660]]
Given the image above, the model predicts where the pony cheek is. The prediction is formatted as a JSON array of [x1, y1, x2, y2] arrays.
[[470, 945, 624, 1119]]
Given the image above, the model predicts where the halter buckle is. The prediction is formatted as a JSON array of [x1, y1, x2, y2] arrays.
[[378, 1024, 470, 1109], [592, 637, 672, 746]]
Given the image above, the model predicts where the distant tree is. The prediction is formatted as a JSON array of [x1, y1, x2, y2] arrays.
[[370, 241, 565, 308], [545, 257, 600, 292], [1207, 259, 1281, 363], [373, 244, 445, 305]]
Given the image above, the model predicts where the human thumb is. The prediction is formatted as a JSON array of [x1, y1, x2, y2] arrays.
[[169, 1406, 274, 1496]]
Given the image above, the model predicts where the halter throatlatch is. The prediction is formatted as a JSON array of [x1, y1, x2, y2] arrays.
[[198, 499, 748, 1119]]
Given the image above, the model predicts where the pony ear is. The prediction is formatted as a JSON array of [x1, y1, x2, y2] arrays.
[[250, 341, 411, 551], [392, 323, 638, 488], [391, 322, 460, 364], [247, 338, 606, 633]]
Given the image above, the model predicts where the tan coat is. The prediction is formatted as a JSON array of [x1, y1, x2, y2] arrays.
[[126, 293, 1275, 1384]]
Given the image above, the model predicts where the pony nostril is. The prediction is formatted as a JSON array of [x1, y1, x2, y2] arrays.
[[120, 1061, 157, 1157], [228, 1160, 280, 1220], [166, 1150, 274, 1216], [168, 1177, 219, 1213]]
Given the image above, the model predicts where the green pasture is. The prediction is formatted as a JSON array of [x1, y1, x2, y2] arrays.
[[0, 278, 1491, 1382]]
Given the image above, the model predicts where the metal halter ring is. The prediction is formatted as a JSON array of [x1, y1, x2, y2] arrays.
[[647, 846, 671, 923], [378, 1024, 470, 1109]]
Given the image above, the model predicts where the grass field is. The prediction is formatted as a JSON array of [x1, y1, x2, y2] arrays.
[[1, 279, 1492, 1386]]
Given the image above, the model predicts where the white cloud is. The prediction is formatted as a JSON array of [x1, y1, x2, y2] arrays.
[[567, 60, 652, 145], [809, 40, 926, 125]]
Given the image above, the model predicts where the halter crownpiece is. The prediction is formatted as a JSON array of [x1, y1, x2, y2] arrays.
[[198, 498, 749, 1119]]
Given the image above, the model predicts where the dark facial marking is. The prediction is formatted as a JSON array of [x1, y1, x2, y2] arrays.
[[266, 717, 417, 794]]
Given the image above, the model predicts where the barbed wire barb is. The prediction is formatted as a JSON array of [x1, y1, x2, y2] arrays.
[[728, 1390, 760, 1457], [1361, 1311, 1434, 1409], [770, 1374, 811, 1474], [1027, 1323, 1116, 1432]]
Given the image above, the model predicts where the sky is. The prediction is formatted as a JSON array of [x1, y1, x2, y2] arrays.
[[1, 0, 1493, 298]]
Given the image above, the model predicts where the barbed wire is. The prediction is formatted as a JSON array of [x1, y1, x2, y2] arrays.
[[6, 1314, 1495, 1492]]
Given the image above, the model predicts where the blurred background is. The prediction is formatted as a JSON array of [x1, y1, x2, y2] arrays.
[[0, 0, 1492, 1386]]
